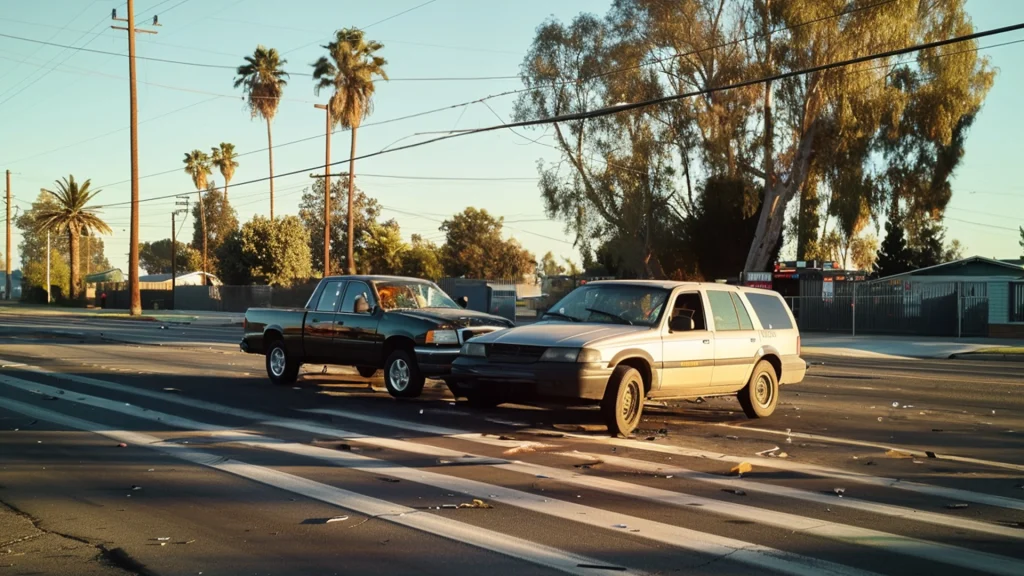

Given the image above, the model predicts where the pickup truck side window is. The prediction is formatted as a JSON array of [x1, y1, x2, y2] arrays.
[[730, 292, 754, 330], [315, 281, 345, 312], [706, 290, 741, 331], [340, 281, 376, 314]]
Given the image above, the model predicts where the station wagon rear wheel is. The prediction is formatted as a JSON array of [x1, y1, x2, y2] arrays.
[[739, 360, 779, 419], [601, 366, 645, 437]]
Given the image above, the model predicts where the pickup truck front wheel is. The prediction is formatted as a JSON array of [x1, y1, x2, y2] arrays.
[[266, 340, 300, 385], [384, 350, 425, 399]]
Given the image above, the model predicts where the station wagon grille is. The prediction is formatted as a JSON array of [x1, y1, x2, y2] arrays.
[[486, 343, 546, 364]]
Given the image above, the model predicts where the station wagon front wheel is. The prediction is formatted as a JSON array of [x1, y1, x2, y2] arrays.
[[601, 366, 645, 437]]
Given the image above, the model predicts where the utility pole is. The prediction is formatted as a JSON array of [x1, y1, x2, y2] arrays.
[[172, 197, 188, 309], [112, 1, 158, 316], [46, 230, 50, 304], [314, 102, 331, 277], [5, 170, 10, 301]]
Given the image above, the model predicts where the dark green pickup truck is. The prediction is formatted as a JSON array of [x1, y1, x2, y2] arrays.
[[240, 275, 513, 398]]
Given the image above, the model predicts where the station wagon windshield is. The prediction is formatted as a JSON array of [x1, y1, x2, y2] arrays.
[[544, 284, 670, 327], [373, 280, 459, 310]]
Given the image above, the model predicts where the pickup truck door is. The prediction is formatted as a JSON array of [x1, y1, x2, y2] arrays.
[[660, 291, 714, 391], [707, 290, 761, 388], [333, 280, 383, 366], [304, 280, 346, 363]]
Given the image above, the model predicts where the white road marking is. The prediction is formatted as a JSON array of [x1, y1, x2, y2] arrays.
[[0, 398, 620, 576], [0, 375, 878, 576], [302, 407, 1024, 511], [717, 423, 1024, 473]]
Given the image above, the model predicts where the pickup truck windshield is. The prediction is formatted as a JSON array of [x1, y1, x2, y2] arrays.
[[545, 284, 669, 327], [374, 280, 460, 310]]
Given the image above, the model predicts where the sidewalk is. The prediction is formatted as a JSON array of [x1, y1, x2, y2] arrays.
[[802, 334, 1024, 360], [0, 301, 243, 326]]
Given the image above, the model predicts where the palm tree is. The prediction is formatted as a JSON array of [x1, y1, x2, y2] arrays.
[[183, 150, 213, 284], [312, 28, 388, 274], [211, 142, 239, 203], [33, 175, 111, 301], [234, 46, 288, 219]]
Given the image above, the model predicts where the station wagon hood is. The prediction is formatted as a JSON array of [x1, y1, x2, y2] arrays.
[[395, 308, 512, 328], [480, 322, 651, 348]]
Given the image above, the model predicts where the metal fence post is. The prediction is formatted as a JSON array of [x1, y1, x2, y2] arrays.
[[852, 283, 857, 337], [956, 282, 962, 339]]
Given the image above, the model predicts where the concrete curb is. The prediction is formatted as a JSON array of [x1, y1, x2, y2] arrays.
[[949, 353, 1024, 363]]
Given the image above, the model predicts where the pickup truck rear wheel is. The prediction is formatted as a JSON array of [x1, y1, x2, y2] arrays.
[[601, 366, 645, 436], [738, 360, 779, 418], [266, 340, 300, 385], [384, 350, 425, 399]]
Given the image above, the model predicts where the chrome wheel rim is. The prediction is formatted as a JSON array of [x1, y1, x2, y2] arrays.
[[621, 379, 641, 423], [389, 358, 411, 392], [269, 347, 286, 377], [754, 373, 773, 407]]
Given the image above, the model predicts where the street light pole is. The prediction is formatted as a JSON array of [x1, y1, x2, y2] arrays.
[[5, 170, 10, 301], [112, 1, 158, 316], [314, 103, 331, 277], [46, 230, 50, 304]]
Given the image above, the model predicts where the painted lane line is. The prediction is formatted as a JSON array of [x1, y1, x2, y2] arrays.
[[716, 424, 1024, 473], [0, 398, 622, 576], [0, 376, 878, 576], [301, 407, 1024, 512]]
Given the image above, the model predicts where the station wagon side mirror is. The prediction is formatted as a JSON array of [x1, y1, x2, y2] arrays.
[[457, 296, 469, 309], [354, 295, 371, 314]]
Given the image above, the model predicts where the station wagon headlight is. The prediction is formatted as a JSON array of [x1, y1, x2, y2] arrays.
[[541, 347, 601, 363], [425, 330, 459, 345], [460, 342, 486, 357]]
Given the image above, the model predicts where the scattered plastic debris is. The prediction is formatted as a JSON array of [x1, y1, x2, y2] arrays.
[[885, 449, 913, 459], [535, 474, 551, 479], [755, 446, 780, 457], [729, 462, 752, 476], [877, 417, 883, 422], [458, 499, 492, 509], [612, 524, 628, 529], [892, 402, 899, 408], [725, 435, 739, 440], [504, 442, 556, 456], [419, 409, 424, 415], [377, 477, 400, 483], [947, 503, 969, 510], [131, 485, 142, 491], [162, 387, 182, 393], [117, 443, 127, 448], [723, 488, 747, 496], [833, 488, 845, 497], [155, 537, 170, 542]]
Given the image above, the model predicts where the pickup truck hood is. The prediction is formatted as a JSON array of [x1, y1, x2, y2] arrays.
[[396, 308, 512, 328], [480, 322, 651, 348]]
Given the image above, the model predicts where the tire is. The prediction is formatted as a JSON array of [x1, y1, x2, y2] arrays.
[[266, 339, 300, 386], [383, 349, 425, 399], [738, 360, 779, 419], [357, 366, 379, 378], [601, 366, 645, 436], [465, 388, 503, 409]]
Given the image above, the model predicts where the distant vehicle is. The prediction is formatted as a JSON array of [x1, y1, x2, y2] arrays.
[[449, 280, 805, 435], [241, 276, 513, 398]]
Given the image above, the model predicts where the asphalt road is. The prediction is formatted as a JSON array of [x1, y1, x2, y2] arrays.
[[0, 316, 1022, 576]]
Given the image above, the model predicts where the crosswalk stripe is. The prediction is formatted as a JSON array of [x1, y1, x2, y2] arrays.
[[0, 374, 879, 576], [298, 408, 1024, 540], [0, 397, 628, 576], [300, 407, 1024, 512]]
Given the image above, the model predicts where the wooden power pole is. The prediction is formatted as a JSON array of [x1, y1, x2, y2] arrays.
[[113, 1, 158, 315], [5, 170, 10, 300]]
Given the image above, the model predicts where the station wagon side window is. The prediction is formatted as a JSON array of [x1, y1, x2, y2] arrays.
[[745, 293, 794, 330], [706, 290, 741, 331], [315, 281, 345, 312], [730, 292, 754, 330], [668, 292, 707, 332]]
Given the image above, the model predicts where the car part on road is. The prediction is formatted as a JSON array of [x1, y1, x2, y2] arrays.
[[738, 360, 779, 418], [266, 340, 300, 385], [601, 366, 645, 436], [384, 350, 425, 398]]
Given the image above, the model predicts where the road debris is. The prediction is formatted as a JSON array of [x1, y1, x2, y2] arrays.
[[458, 499, 493, 509], [377, 477, 400, 483], [131, 485, 142, 491], [162, 387, 182, 393], [833, 488, 845, 497], [947, 503, 969, 510], [723, 488, 747, 496], [729, 462, 752, 476], [755, 446, 780, 457], [302, 515, 350, 524], [326, 516, 349, 523], [725, 435, 739, 440], [503, 442, 557, 456], [612, 524, 628, 529], [885, 449, 913, 459], [117, 443, 127, 448]]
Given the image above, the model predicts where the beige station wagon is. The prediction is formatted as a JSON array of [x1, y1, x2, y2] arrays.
[[449, 280, 806, 435]]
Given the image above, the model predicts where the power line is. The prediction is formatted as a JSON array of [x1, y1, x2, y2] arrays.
[[89, 21, 1024, 212], [945, 217, 1021, 233], [284, 0, 440, 55]]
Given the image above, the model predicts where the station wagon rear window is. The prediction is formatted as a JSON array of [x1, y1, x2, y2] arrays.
[[745, 293, 794, 330]]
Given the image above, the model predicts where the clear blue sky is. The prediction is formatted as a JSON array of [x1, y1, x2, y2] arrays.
[[1, 0, 1022, 275]]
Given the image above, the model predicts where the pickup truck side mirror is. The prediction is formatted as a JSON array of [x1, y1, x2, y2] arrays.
[[354, 295, 371, 315], [457, 296, 469, 309]]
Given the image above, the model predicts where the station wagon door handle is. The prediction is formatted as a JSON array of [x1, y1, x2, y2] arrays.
[[702, 339, 710, 344], [750, 338, 756, 343]]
